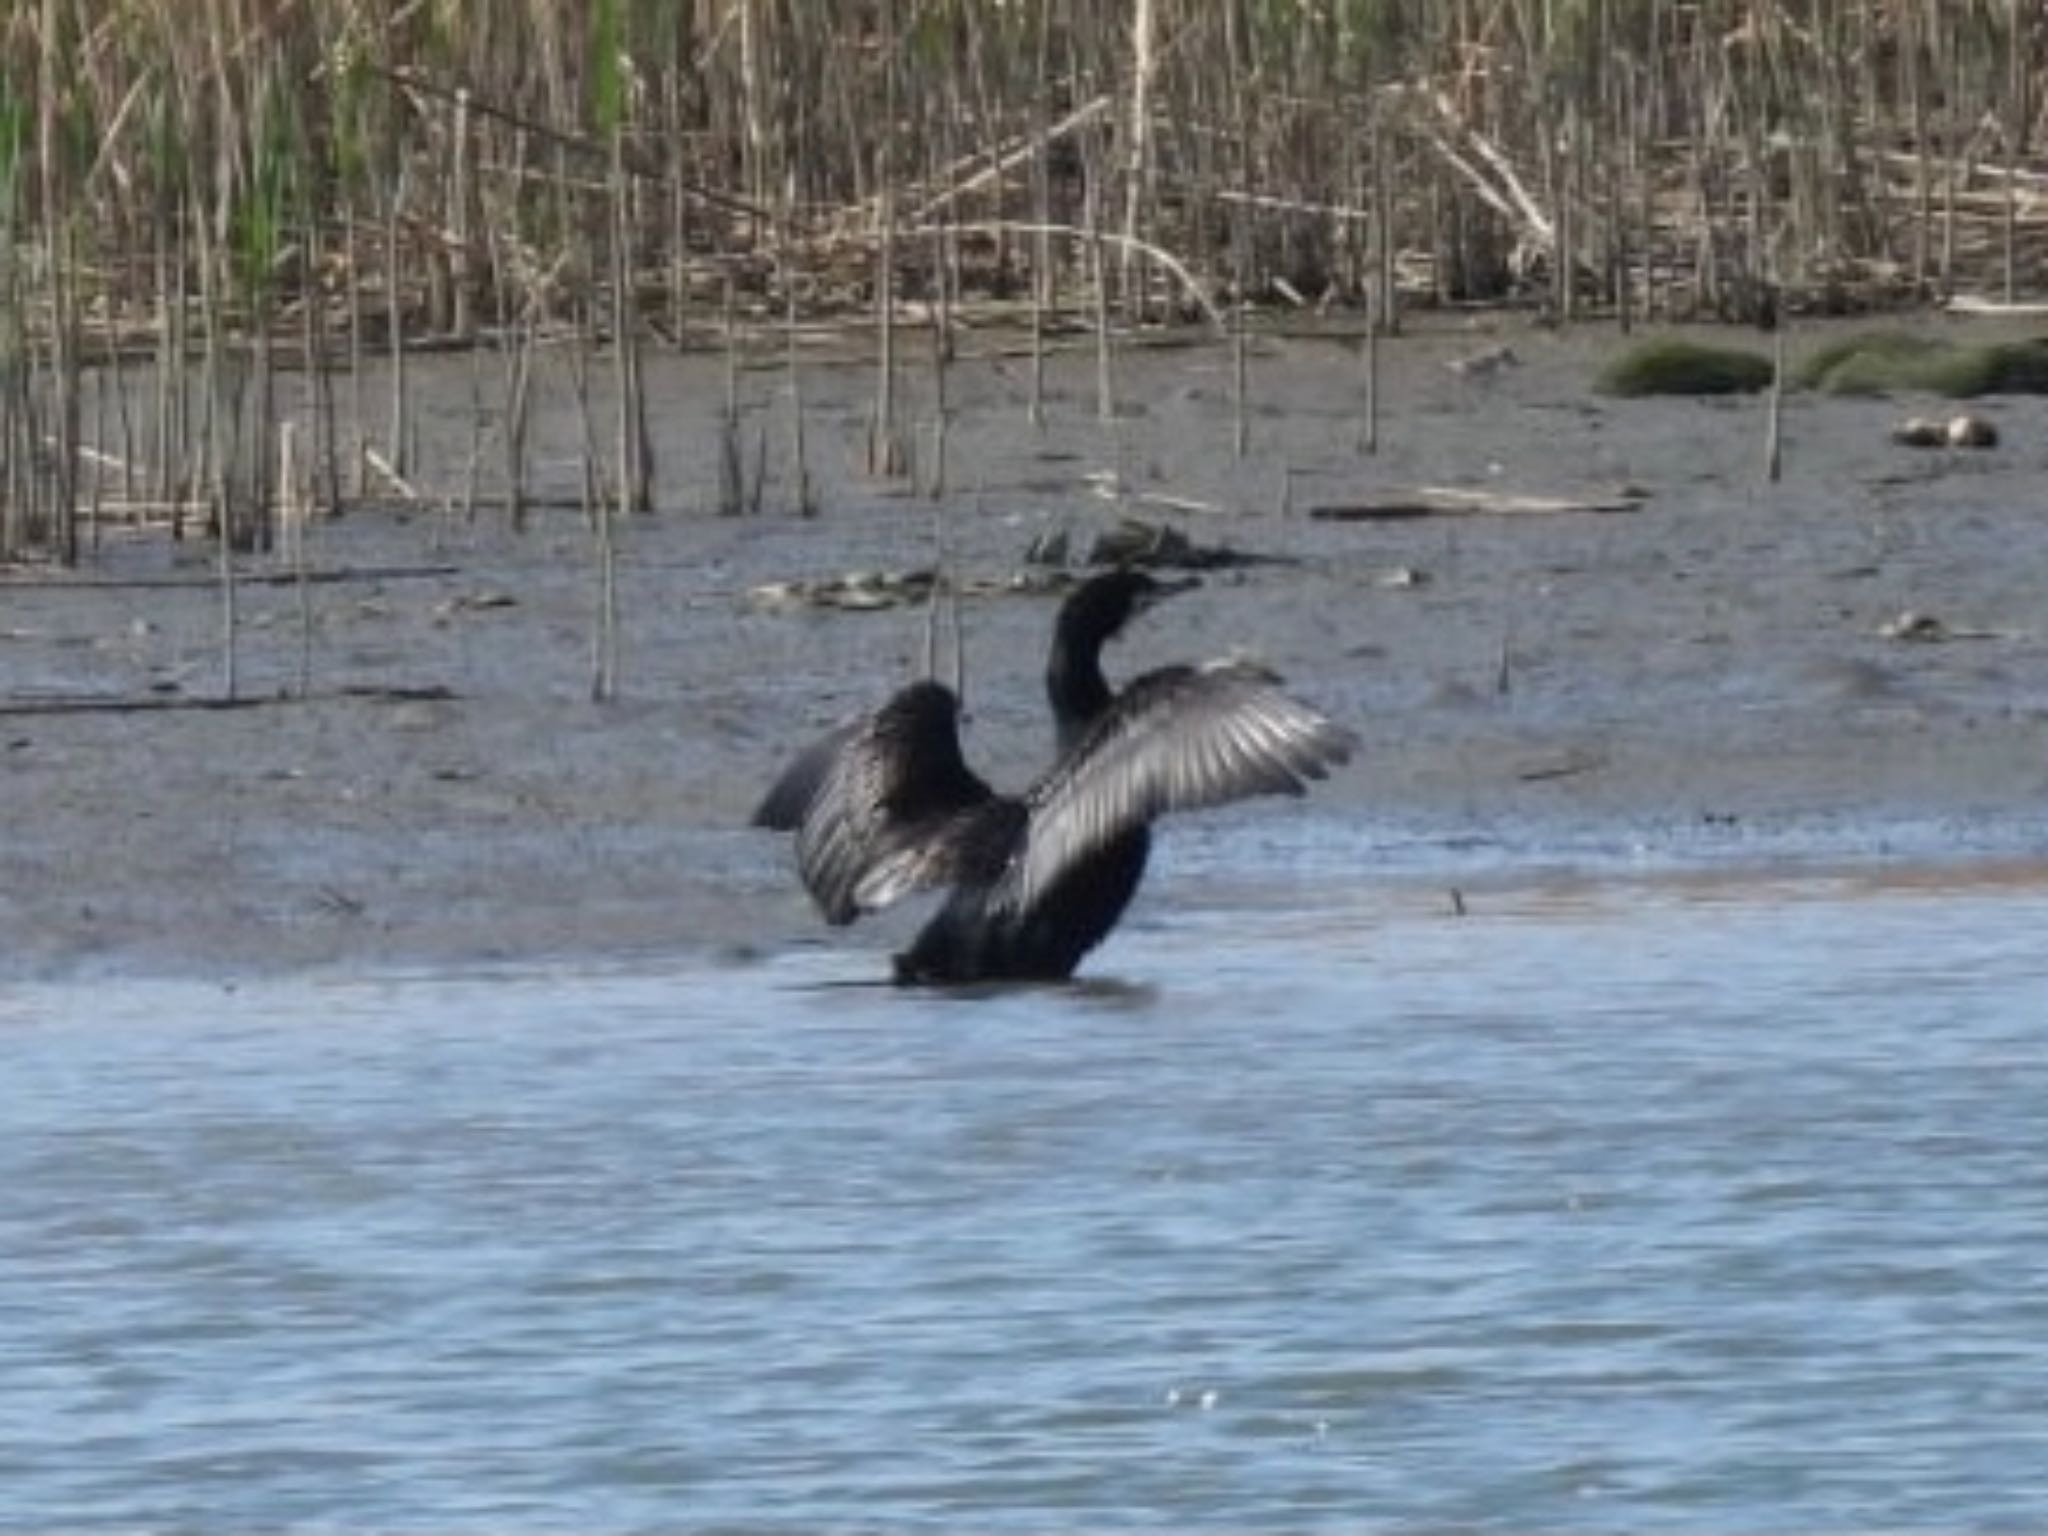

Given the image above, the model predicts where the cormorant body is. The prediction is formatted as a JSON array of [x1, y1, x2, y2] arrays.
[[754, 570, 1354, 984]]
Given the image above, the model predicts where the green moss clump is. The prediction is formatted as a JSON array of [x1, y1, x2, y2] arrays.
[[1793, 332, 1939, 391], [1923, 340, 2048, 397], [1594, 339, 1775, 397], [1802, 333, 2048, 397]]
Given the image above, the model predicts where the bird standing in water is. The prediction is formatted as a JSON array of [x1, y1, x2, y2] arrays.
[[754, 568, 1355, 984]]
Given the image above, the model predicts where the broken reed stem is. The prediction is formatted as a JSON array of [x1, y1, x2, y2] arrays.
[[719, 277, 743, 515], [1088, 173, 1114, 420], [385, 175, 408, 477], [593, 479, 619, 701], [928, 252, 950, 500], [345, 211, 367, 500], [611, 124, 651, 513], [785, 276, 815, 516], [503, 310, 535, 531], [1360, 288, 1380, 455], [870, 0, 905, 480], [1763, 319, 1786, 484], [1233, 301, 1249, 459], [283, 420, 313, 698], [567, 311, 620, 702]]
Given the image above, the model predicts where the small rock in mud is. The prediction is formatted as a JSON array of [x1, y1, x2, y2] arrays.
[[1879, 610, 1947, 642], [1946, 413, 1998, 448], [1888, 414, 1998, 451]]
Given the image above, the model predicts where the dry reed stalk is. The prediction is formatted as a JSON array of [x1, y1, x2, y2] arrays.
[[281, 420, 313, 696], [927, 271, 950, 501], [718, 276, 743, 516], [610, 124, 651, 514], [785, 265, 816, 517], [1359, 290, 1379, 457], [1763, 318, 1785, 485], [385, 171, 409, 477]]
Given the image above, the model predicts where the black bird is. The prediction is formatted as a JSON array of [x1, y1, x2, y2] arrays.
[[753, 569, 1356, 984]]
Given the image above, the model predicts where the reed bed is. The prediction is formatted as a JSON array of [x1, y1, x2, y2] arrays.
[[2, 0, 2046, 564]]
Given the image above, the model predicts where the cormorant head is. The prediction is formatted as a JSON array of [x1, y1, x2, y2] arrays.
[[1057, 568, 1199, 648]]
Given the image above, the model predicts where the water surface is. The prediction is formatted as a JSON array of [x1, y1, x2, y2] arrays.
[[3, 867, 2045, 1529]]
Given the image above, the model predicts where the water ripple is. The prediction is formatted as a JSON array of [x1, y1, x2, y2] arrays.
[[1, 874, 2045, 1528]]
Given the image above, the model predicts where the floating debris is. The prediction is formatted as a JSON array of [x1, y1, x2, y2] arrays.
[[1376, 565, 1429, 589], [1085, 517, 1279, 571], [1890, 417, 1947, 448]]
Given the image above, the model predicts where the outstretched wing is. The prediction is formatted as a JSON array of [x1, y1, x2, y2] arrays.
[[1011, 661, 1356, 912], [785, 681, 995, 925], [752, 719, 862, 830]]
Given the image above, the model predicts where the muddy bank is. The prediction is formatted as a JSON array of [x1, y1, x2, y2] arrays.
[[4, 319, 2045, 982]]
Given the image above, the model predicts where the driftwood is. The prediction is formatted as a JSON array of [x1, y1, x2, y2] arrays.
[[1942, 295, 2048, 317], [1310, 486, 1646, 521], [0, 683, 456, 718], [0, 564, 459, 591]]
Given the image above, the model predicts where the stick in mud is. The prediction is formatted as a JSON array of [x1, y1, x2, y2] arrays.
[[719, 278, 744, 516], [1359, 290, 1380, 457], [928, 242, 951, 501], [783, 179, 818, 518], [1764, 317, 1786, 484], [282, 421, 313, 698]]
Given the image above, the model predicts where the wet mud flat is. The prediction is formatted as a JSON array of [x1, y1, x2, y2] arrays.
[[3, 320, 2045, 982]]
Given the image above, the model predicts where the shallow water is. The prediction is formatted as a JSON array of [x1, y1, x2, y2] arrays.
[[4, 866, 2046, 1530]]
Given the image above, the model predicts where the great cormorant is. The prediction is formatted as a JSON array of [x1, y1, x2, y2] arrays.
[[753, 569, 1355, 983]]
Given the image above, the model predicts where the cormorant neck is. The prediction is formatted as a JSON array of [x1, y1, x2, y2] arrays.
[[1046, 627, 1114, 753]]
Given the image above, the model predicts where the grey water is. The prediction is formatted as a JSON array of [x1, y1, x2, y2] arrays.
[[3, 867, 2046, 1531]]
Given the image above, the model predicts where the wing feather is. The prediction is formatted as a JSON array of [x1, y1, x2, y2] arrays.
[[784, 681, 995, 924], [1012, 662, 1356, 912], [751, 718, 861, 830]]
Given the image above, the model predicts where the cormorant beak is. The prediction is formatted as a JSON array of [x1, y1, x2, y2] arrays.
[[1141, 574, 1202, 610]]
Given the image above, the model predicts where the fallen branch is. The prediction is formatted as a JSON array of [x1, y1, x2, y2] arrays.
[[0, 563, 459, 591], [1311, 486, 1645, 521], [0, 683, 457, 718]]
